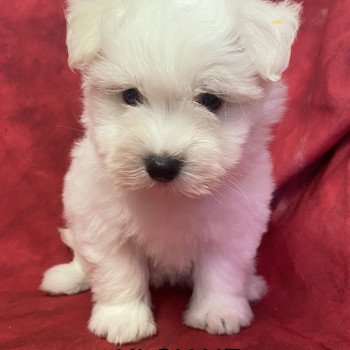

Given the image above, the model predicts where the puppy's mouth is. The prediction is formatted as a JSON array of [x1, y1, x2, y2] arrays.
[[114, 154, 222, 198], [144, 155, 183, 183]]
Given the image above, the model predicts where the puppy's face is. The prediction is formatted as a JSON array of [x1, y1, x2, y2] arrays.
[[68, 0, 301, 197]]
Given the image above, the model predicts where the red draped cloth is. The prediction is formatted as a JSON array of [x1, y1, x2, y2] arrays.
[[1, 0, 349, 349]]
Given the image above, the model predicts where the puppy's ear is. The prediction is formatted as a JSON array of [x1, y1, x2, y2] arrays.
[[237, 0, 301, 81], [66, 0, 126, 70]]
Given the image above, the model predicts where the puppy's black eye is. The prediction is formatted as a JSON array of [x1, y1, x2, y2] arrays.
[[122, 88, 143, 106], [197, 93, 223, 112]]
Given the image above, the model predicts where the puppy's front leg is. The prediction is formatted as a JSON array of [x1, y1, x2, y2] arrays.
[[84, 241, 156, 345], [184, 243, 255, 335]]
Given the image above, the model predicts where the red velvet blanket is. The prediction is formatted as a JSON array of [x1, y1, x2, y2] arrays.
[[1, 1, 349, 349]]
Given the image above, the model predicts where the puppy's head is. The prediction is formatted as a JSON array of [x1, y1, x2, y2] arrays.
[[67, 0, 301, 197]]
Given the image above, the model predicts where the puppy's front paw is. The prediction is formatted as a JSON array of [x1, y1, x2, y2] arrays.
[[184, 295, 253, 335], [89, 301, 156, 345]]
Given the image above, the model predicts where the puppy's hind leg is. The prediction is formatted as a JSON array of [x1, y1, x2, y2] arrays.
[[59, 227, 74, 250], [40, 228, 90, 295], [40, 258, 90, 295], [246, 273, 268, 303]]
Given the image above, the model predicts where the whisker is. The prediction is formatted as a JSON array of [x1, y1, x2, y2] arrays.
[[54, 124, 83, 133], [222, 179, 250, 205]]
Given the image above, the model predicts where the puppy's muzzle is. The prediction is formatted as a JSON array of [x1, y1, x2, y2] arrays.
[[145, 155, 182, 182]]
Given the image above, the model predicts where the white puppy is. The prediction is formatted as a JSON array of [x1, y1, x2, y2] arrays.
[[41, 0, 301, 345]]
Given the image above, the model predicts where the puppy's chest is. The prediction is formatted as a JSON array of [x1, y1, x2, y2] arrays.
[[128, 198, 206, 272]]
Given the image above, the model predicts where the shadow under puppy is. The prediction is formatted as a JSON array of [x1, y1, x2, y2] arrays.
[[41, 0, 301, 345]]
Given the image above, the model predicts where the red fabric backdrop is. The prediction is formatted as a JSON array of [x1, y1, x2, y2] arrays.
[[1, 0, 349, 349]]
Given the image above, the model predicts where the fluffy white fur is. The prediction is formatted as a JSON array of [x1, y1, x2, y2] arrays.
[[41, 0, 301, 345]]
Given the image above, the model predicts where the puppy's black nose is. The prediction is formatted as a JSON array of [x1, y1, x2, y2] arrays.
[[145, 156, 182, 182]]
